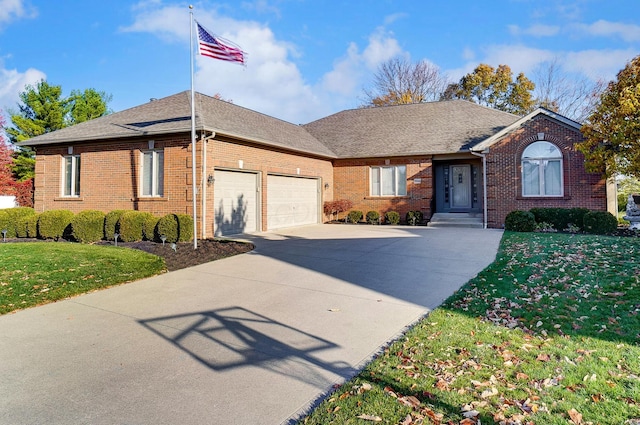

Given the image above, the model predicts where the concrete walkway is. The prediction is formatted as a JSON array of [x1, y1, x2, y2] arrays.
[[0, 225, 502, 425]]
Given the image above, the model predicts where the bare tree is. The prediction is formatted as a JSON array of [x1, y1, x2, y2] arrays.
[[362, 57, 450, 107], [532, 58, 605, 122]]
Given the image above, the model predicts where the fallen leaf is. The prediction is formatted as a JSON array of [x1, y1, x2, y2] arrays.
[[480, 387, 498, 398], [568, 408, 583, 424], [356, 414, 382, 422], [537, 353, 551, 361]]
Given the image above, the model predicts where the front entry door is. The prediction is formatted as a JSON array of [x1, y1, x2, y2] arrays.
[[450, 165, 471, 209]]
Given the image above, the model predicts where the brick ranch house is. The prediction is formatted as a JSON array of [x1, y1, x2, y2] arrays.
[[19, 91, 611, 238]]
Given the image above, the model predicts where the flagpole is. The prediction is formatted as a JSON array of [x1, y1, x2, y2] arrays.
[[189, 5, 198, 249]]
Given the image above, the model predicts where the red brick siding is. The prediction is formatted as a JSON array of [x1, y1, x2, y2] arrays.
[[33, 134, 333, 238], [332, 157, 433, 221], [485, 116, 606, 228]]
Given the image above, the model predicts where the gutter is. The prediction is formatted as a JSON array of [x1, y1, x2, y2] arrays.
[[470, 149, 489, 229]]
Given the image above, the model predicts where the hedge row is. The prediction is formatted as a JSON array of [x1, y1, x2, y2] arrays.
[[344, 210, 424, 225], [505, 207, 618, 235], [0, 208, 194, 243]]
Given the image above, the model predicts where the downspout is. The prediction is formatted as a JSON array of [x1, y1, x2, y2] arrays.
[[201, 132, 216, 239], [470, 149, 488, 229]]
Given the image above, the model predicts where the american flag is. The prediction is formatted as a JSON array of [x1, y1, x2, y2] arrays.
[[196, 22, 246, 65]]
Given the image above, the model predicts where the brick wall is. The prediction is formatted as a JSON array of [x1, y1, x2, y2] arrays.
[[33, 133, 333, 238], [485, 115, 606, 228], [332, 157, 433, 222]]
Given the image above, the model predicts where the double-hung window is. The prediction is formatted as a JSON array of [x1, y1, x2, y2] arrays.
[[63, 155, 81, 197], [371, 165, 407, 196], [141, 150, 164, 197], [522, 141, 563, 197]]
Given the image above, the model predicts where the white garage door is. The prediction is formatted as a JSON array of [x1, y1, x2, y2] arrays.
[[213, 170, 259, 236], [267, 175, 319, 230]]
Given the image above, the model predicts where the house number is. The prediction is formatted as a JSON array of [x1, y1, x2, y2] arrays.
[[458, 174, 463, 183]]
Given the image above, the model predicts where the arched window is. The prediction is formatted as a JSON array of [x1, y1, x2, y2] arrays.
[[521, 141, 563, 196]]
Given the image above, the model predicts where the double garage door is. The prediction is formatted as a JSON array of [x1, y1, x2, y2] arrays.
[[213, 170, 319, 236]]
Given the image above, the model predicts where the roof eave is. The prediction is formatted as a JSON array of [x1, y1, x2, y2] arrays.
[[471, 108, 582, 152]]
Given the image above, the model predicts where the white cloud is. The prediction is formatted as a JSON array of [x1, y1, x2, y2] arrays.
[[562, 49, 638, 81], [508, 23, 560, 37], [123, 1, 407, 123], [0, 65, 46, 124], [575, 20, 640, 42], [0, 0, 36, 30]]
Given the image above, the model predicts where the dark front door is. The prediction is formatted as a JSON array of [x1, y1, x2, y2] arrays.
[[450, 165, 471, 209]]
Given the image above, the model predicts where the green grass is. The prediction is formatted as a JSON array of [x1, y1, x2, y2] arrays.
[[0, 242, 166, 314], [299, 232, 640, 424]]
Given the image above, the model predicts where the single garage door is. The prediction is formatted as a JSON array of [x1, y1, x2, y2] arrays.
[[213, 170, 259, 236], [267, 175, 319, 230]]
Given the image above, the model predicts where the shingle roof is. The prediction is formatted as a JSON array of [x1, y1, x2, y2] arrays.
[[302, 100, 519, 158], [19, 91, 338, 158], [19, 92, 520, 159]]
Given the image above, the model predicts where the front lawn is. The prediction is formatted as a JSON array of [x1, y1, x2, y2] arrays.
[[299, 232, 640, 424], [0, 242, 166, 314]]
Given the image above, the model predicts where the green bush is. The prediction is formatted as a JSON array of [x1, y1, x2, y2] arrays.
[[104, 210, 128, 240], [176, 214, 194, 242], [385, 211, 400, 225], [0, 207, 35, 238], [618, 193, 629, 212], [70, 210, 106, 243], [38, 210, 75, 240], [406, 210, 423, 225], [143, 214, 159, 241], [118, 211, 156, 242], [347, 210, 363, 224], [504, 210, 535, 232], [567, 207, 589, 231], [0, 210, 9, 239], [15, 215, 30, 238], [583, 211, 618, 235], [155, 213, 194, 243], [366, 210, 380, 224], [26, 214, 39, 238]]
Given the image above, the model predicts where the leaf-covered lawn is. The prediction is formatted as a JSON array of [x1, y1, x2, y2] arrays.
[[300, 232, 640, 425], [0, 242, 166, 314]]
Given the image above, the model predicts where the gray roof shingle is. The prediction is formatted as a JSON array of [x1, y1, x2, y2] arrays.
[[20, 91, 338, 158], [302, 100, 519, 158], [20, 92, 520, 159]]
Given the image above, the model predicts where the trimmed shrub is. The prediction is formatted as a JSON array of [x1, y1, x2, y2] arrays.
[[26, 214, 39, 238], [0, 210, 9, 239], [504, 210, 535, 232], [155, 213, 194, 243], [104, 210, 128, 240], [583, 211, 617, 235], [70, 210, 106, 243], [118, 211, 156, 242], [347, 210, 363, 224], [143, 214, 159, 241], [15, 215, 30, 238], [366, 210, 380, 224], [176, 214, 194, 242], [406, 210, 424, 225], [38, 210, 74, 240], [567, 208, 589, 231], [385, 211, 400, 225], [0, 207, 35, 238]]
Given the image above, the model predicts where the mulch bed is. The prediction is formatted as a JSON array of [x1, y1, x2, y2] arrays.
[[109, 239, 254, 271]]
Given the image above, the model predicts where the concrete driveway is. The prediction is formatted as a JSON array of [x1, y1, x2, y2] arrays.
[[0, 225, 502, 425]]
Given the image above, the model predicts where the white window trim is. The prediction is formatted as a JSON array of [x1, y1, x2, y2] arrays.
[[370, 165, 407, 197], [62, 154, 81, 197], [141, 150, 164, 197], [521, 141, 564, 197]]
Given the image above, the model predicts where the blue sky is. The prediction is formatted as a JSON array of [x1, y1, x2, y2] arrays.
[[1, 0, 639, 124]]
